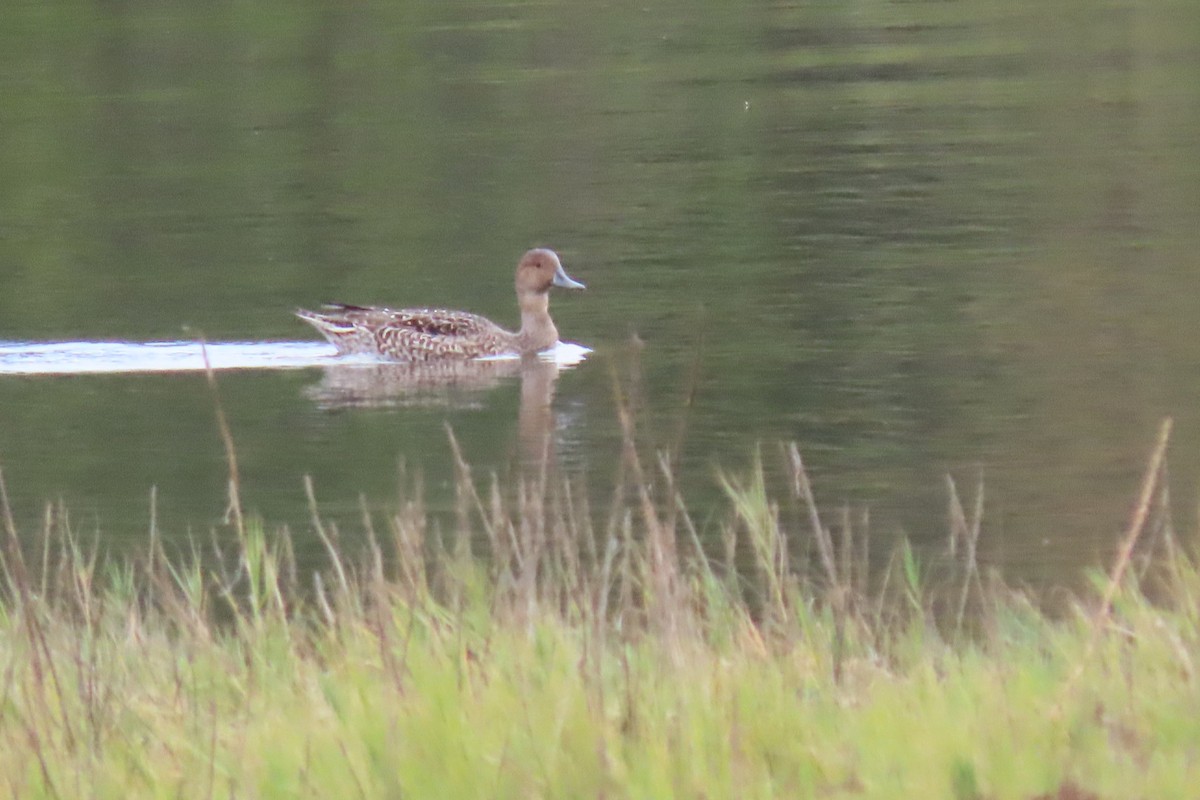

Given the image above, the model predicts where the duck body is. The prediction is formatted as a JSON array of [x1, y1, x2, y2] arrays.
[[295, 304, 519, 361], [297, 248, 585, 363]]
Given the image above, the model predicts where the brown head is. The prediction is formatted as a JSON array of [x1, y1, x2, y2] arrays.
[[514, 248, 586, 298], [513, 248, 585, 353]]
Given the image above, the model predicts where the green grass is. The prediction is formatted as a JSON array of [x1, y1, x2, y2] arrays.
[[0, 422, 1196, 799]]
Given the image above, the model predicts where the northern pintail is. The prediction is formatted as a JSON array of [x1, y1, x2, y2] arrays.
[[296, 248, 585, 361]]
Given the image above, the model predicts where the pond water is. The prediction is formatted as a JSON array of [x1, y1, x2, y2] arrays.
[[2, 0, 1199, 585]]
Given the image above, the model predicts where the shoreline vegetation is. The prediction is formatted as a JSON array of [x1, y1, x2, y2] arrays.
[[1, 406, 1195, 798]]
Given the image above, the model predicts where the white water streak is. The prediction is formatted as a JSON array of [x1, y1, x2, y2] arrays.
[[0, 340, 590, 375]]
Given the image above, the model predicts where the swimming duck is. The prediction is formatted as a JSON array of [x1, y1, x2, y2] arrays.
[[296, 248, 585, 362]]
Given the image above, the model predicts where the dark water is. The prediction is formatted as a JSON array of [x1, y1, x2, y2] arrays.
[[2, 0, 1198, 584]]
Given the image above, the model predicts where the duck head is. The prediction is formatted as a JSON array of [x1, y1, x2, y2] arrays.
[[515, 248, 586, 297], [514, 248, 585, 352]]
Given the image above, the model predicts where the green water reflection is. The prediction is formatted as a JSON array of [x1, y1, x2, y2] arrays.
[[2, 0, 1199, 584]]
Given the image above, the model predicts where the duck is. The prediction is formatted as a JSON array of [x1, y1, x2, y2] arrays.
[[296, 248, 585, 362]]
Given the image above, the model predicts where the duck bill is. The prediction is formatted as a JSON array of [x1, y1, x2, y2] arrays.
[[552, 264, 586, 290]]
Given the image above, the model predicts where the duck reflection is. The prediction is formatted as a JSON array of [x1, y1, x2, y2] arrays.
[[303, 355, 569, 464]]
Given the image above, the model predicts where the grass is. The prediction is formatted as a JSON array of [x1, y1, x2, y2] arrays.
[[0, 409, 1196, 798]]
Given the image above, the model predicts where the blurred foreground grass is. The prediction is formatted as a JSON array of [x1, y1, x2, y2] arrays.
[[0, 419, 1195, 799]]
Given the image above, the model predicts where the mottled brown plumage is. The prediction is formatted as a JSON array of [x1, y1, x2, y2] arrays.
[[296, 248, 585, 362]]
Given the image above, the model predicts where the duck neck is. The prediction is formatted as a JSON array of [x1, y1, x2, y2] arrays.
[[516, 291, 558, 354]]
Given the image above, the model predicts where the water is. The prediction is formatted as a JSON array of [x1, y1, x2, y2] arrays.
[[0, 341, 341, 374], [0, 340, 589, 375], [2, 0, 1198, 584]]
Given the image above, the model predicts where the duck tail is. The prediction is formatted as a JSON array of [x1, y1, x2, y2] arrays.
[[295, 308, 358, 342]]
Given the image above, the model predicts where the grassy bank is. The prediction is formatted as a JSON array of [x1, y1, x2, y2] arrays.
[[0, 422, 1196, 799]]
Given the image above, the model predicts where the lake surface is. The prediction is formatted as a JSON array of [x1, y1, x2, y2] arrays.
[[2, 0, 1199, 585]]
